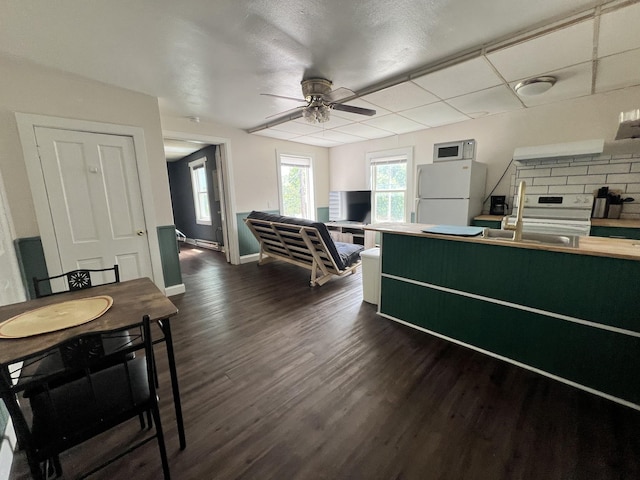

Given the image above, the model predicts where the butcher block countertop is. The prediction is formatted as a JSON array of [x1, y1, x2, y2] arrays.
[[365, 222, 640, 261]]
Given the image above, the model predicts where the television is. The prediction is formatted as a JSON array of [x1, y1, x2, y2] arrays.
[[329, 190, 372, 224]]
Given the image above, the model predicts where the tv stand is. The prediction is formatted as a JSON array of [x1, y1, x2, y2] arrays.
[[325, 222, 376, 249]]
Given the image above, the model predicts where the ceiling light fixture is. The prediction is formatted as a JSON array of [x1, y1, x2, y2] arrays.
[[514, 76, 557, 96], [302, 98, 331, 123]]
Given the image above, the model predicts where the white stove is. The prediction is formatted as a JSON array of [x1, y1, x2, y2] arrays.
[[504, 194, 594, 237]]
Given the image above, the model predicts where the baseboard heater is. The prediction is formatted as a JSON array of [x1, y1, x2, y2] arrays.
[[185, 238, 224, 252]]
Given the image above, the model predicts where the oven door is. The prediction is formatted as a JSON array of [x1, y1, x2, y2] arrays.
[[517, 218, 591, 237]]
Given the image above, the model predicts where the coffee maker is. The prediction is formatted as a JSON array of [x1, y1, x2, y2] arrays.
[[490, 195, 508, 216]]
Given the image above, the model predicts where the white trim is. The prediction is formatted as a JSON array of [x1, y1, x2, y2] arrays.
[[0, 166, 26, 304], [0, 417, 17, 480], [276, 151, 315, 220], [188, 157, 212, 225], [15, 113, 165, 291], [366, 146, 414, 222], [165, 283, 186, 296], [240, 253, 260, 264], [378, 311, 640, 411], [383, 273, 640, 338], [163, 130, 239, 265]]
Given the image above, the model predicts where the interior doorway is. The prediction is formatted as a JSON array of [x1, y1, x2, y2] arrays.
[[163, 131, 237, 264]]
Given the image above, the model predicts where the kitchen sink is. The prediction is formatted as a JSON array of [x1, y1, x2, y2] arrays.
[[481, 228, 580, 248]]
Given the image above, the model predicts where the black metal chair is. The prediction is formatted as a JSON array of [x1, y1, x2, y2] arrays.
[[32, 265, 121, 299], [1, 316, 171, 480]]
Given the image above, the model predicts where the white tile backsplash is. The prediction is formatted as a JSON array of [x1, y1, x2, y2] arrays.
[[588, 163, 631, 174], [510, 153, 640, 214], [551, 166, 589, 176]]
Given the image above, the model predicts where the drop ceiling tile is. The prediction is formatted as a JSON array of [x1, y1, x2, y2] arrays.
[[308, 130, 367, 144], [412, 57, 503, 99], [595, 48, 640, 93], [333, 123, 395, 140], [252, 129, 299, 140], [599, 2, 640, 58], [401, 102, 470, 127], [271, 121, 324, 136], [362, 114, 428, 134], [446, 85, 522, 116], [510, 61, 592, 107], [487, 20, 594, 81], [291, 136, 341, 147], [360, 82, 438, 112]]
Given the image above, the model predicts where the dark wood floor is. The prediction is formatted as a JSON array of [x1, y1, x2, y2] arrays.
[[9, 244, 640, 479]]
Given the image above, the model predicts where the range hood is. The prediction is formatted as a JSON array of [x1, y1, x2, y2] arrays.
[[513, 139, 605, 162], [615, 109, 640, 140]]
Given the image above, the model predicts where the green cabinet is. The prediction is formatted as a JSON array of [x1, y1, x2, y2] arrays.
[[590, 226, 640, 240], [379, 232, 640, 408], [471, 219, 501, 229]]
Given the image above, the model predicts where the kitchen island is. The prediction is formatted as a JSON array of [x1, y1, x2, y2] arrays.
[[365, 223, 640, 410]]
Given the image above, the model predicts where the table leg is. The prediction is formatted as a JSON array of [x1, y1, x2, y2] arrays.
[[158, 318, 186, 450]]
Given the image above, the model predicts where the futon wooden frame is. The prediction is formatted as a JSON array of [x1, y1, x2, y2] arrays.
[[244, 217, 361, 287]]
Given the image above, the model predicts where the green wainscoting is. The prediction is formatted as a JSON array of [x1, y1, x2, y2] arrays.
[[14, 236, 49, 299], [317, 206, 329, 223], [237, 210, 278, 256], [157, 225, 183, 287]]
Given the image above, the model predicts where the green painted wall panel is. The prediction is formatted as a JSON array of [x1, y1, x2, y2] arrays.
[[14, 236, 49, 299], [381, 233, 640, 333], [157, 225, 183, 287], [472, 219, 502, 229], [317, 206, 329, 223], [590, 226, 640, 240], [381, 276, 640, 405], [237, 210, 279, 256]]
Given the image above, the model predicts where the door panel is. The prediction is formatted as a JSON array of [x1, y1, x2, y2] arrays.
[[34, 127, 152, 282]]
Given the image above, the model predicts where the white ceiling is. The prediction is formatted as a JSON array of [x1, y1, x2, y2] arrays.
[[1, 0, 639, 148]]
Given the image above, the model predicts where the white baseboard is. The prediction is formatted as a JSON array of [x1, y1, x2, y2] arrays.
[[0, 420, 16, 480], [240, 253, 260, 264], [165, 283, 186, 296]]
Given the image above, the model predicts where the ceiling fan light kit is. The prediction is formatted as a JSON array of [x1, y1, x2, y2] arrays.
[[514, 76, 557, 96]]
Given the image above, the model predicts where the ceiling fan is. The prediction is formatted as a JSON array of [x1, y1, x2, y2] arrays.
[[262, 78, 376, 124]]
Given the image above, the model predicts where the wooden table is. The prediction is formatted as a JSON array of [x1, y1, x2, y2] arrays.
[[0, 277, 186, 450]]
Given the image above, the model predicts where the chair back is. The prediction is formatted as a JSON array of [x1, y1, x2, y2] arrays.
[[33, 265, 120, 298], [0, 316, 162, 479]]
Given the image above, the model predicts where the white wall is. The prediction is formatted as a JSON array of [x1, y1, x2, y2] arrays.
[[329, 86, 640, 213], [0, 55, 173, 238], [160, 116, 330, 214]]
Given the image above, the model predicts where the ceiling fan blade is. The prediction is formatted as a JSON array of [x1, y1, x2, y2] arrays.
[[261, 93, 307, 103], [331, 103, 376, 116], [324, 87, 355, 103], [266, 106, 305, 119]]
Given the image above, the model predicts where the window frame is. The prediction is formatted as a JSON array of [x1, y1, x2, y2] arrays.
[[188, 157, 211, 226], [366, 147, 413, 223], [277, 153, 315, 220]]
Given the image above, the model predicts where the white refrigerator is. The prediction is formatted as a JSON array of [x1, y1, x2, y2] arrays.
[[416, 160, 487, 225]]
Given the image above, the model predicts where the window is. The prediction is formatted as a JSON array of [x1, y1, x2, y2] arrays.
[[189, 157, 211, 225], [367, 147, 413, 223], [278, 154, 315, 220]]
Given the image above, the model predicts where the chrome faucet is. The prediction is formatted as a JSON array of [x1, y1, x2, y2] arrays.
[[504, 180, 526, 241]]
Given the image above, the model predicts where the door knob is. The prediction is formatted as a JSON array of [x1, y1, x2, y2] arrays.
[[136, 230, 145, 236]]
